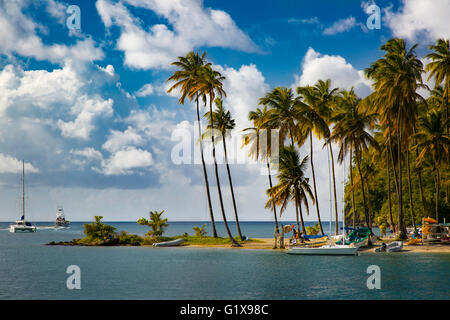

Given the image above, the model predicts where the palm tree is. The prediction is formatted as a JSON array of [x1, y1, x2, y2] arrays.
[[242, 106, 280, 233], [266, 146, 314, 234], [190, 65, 241, 247], [204, 98, 244, 240], [426, 39, 450, 203], [259, 87, 306, 232], [365, 38, 425, 239], [412, 110, 450, 221], [331, 89, 378, 233], [137, 210, 169, 238], [167, 51, 218, 238], [297, 80, 339, 235]]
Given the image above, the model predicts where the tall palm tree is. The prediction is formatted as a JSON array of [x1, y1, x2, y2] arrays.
[[204, 98, 244, 240], [166, 51, 218, 237], [266, 146, 314, 234], [331, 89, 378, 233], [259, 87, 306, 231], [412, 109, 450, 221], [426, 39, 450, 203], [365, 38, 424, 239], [190, 65, 240, 246], [242, 106, 280, 233]]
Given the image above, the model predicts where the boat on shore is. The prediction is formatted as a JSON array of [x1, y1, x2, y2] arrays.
[[10, 160, 36, 233], [152, 238, 184, 247], [287, 244, 358, 255]]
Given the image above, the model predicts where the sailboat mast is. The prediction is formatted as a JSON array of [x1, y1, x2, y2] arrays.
[[22, 159, 25, 220]]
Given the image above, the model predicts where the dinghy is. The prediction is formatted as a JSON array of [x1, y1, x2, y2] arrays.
[[374, 241, 403, 252], [152, 238, 184, 247]]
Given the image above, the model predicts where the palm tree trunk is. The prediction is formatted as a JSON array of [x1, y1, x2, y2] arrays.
[[356, 148, 371, 231], [309, 132, 324, 235], [387, 150, 395, 233], [396, 112, 407, 240], [196, 98, 217, 237], [208, 96, 240, 246], [329, 143, 339, 234], [412, 125, 426, 212], [295, 187, 306, 234], [267, 161, 279, 232], [435, 167, 440, 222], [222, 136, 243, 240], [350, 144, 357, 228], [387, 124, 400, 196], [406, 148, 417, 231]]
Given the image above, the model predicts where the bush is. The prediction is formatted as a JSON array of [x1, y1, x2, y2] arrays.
[[118, 231, 143, 245], [193, 224, 207, 237], [82, 216, 117, 242]]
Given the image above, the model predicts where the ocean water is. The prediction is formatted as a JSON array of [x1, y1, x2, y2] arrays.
[[0, 221, 449, 300]]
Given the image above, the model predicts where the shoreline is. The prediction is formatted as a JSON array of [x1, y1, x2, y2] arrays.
[[182, 238, 450, 253], [49, 237, 450, 253]]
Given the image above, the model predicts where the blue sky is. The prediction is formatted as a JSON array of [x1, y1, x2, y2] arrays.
[[0, 0, 448, 222]]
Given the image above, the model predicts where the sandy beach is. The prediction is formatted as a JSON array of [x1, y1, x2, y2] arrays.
[[184, 238, 450, 253]]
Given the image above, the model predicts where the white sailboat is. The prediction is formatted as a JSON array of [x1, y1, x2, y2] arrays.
[[10, 160, 36, 233], [287, 146, 358, 256]]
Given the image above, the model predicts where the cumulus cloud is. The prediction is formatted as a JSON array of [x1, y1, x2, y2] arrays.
[[102, 127, 145, 152], [323, 16, 357, 35], [0, 154, 39, 173], [0, 1, 103, 64], [384, 0, 450, 41], [96, 0, 259, 70], [292, 47, 372, 98], [98, 147, 153, 175]]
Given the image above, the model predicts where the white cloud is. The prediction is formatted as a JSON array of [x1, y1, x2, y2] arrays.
[[96, 0, 259, 70], [216, 64, 269, 131], [98, 64, 115, 77], [384, 0, 450, 41], [323, 16, 357, 35], [292, 47, 372, 98], [57, 96, 114, 140], [135, 83, 155, 97], [98, 147, 153, 175], [0, 154, 39, 173], [0, 1, 103, 64], [102, 127, 145, 152]]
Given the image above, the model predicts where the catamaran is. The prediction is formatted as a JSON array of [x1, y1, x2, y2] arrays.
[[287, 148, 358, 256], [10, 160, 36, 233]]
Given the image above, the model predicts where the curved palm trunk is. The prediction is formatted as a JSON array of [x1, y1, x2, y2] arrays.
[[309, 132, 324, 235], [406, 148, 417, 231], [222, 136, 243, 240], [350, 145, 357, 228], [387, 150, 395, 233], [196, 98, 217, 237], [267, 161, 279, 232], [396, 113, 407, 239], [208, 96, 240, 246], [329, 143, 339, 234]]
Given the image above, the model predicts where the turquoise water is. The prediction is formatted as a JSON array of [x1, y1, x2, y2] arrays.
[[0, 222, 449, 300]]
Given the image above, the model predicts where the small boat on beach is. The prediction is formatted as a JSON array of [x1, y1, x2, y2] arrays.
[[152, 238, 184, 247], [374, 241, 403, 252], [287, 244, 358, 255], [10, 160, 36, 233]]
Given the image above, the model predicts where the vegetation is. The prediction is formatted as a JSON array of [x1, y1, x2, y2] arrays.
[[137, 210, 169, 238], [193, 224, 208, 237], [244, 37, 449, 241], [79, 216, 117, 244], [306, 223, 321, 236]]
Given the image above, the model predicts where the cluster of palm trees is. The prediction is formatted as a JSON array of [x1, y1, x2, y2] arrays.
[[167, 52, 242, 246], [168, 37, 449, 243]]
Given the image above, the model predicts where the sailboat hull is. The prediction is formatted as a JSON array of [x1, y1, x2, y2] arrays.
[[10, 225, 36, 232], [287, 245, 358, 256]]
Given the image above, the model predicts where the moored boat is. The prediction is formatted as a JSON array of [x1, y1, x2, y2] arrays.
[[287, 244, 358, 255], [9, 160, 36, 233]]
